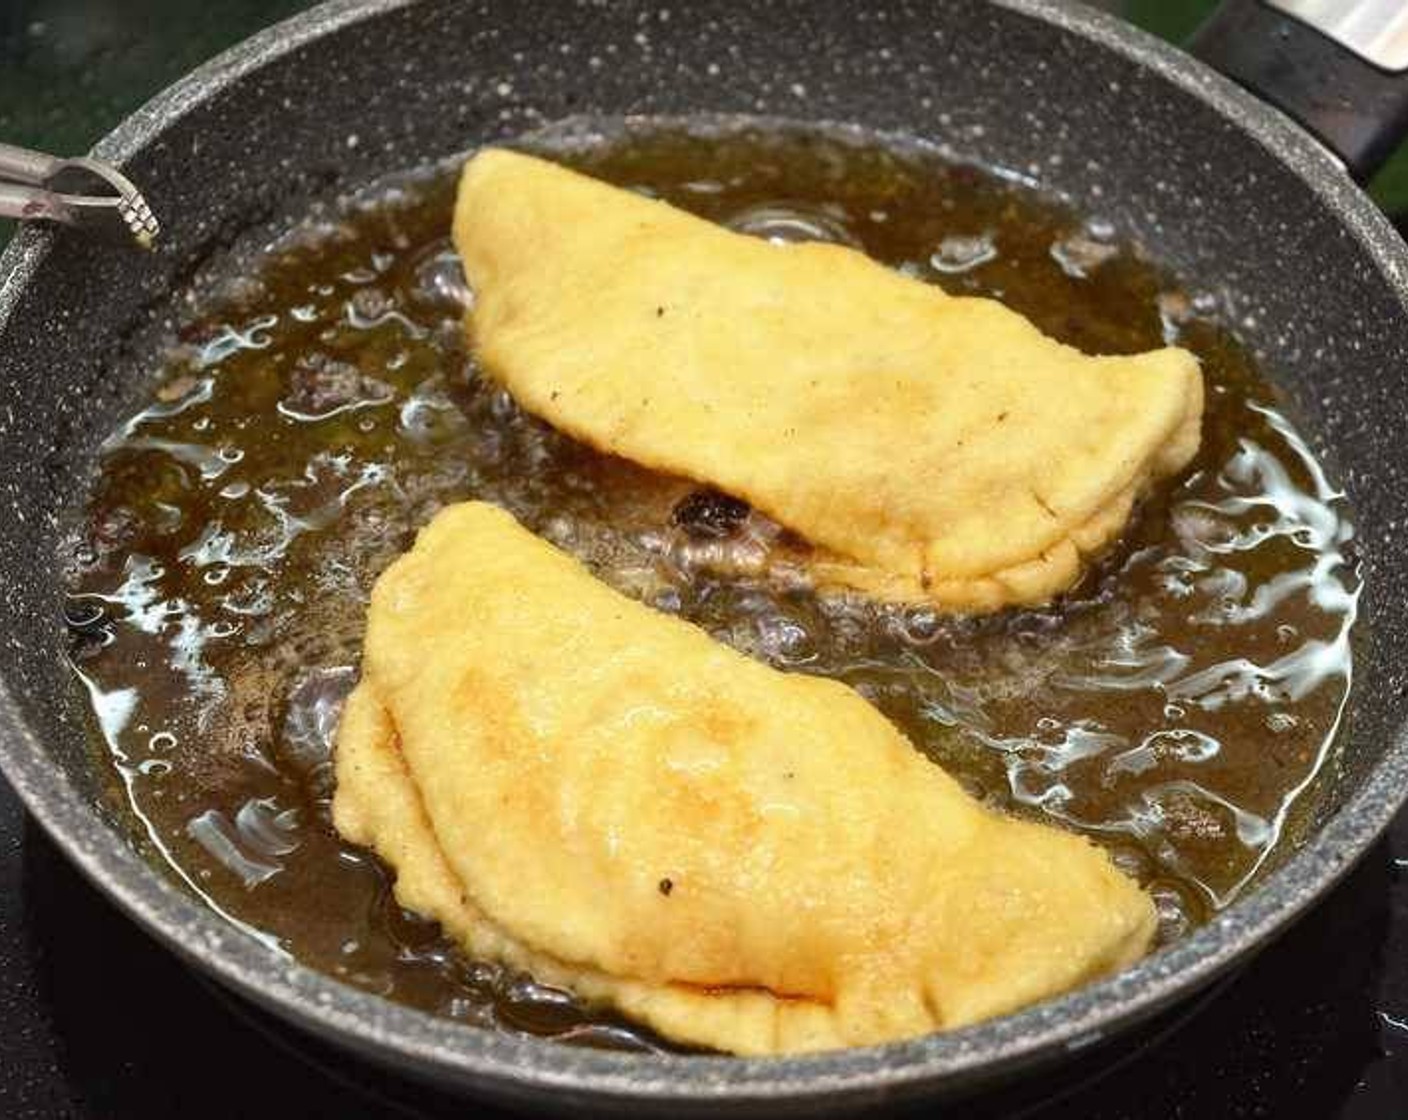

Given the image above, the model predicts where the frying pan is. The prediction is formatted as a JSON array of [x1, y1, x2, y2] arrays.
[[2, 0, 1408, 1114]]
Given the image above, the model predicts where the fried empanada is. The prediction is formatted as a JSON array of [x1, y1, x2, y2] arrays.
[[451, 149, 1202, 612], [333, 501, 1155, 1055]]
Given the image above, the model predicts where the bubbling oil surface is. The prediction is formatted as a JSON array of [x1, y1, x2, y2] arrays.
[[62, 121, 1358, 1051]]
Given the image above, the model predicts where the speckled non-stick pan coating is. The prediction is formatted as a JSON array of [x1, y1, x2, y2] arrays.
[[1, 1, 1406, 1114]]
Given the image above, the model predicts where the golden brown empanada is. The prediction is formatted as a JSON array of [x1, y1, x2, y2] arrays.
[[451, 149, 1202, 612], [334, 501, 1155, 1055]]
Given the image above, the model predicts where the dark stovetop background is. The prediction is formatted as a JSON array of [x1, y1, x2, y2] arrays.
[[4, 2, 1408, 1117]]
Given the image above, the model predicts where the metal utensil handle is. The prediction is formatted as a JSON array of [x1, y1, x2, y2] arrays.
[[0, 183, 72, 224], [0, 142, 158, 246], [0, 142, 64, 187], [1192, 0, 1408, 182]]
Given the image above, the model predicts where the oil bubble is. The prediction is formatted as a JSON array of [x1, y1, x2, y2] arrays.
[[930, 232, 996, 273]]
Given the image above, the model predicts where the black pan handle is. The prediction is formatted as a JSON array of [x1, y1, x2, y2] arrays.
[[1191, 0, 1408, 182]]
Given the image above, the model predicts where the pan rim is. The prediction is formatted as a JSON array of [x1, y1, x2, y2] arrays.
[[1, 0, 1406, 1107]]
